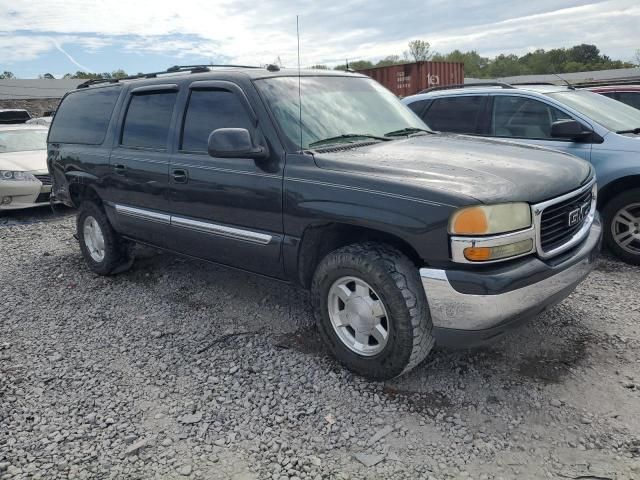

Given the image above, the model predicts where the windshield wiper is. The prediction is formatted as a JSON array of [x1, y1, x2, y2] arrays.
[[616, 127, 640, 134], [308, 133, 390, 148], [384, 127, 433, 137]]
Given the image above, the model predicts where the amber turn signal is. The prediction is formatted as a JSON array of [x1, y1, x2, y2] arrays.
[[463, 239, 534, 262]]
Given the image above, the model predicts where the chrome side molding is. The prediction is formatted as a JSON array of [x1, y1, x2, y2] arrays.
[[113, 203, 272, 245]]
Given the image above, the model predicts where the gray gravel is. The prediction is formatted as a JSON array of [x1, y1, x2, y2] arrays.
[[1, 211, 640, 479]]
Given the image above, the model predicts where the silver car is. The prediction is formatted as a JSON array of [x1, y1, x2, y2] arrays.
[[402, 84, 640, 265], [0, 124, 52, 210]]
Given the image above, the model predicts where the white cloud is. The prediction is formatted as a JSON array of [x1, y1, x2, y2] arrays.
[[0, 0, 639, 68]]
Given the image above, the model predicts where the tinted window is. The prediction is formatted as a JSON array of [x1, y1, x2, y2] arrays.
[[617, 92, 640, 110], [423, 96, 484, 134], [121, 92, 177, 149], [181, 90, 253, 152], [49, 87, 120, 144], [492, 96, 572, 139], [406, 99, 430, 116]]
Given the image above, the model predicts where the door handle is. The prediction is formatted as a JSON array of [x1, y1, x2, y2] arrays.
[[113, 164, 126, 175], [172, 169, 188, 183]]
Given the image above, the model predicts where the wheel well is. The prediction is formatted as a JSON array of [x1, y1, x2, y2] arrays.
[[297, 223, 422, 288], [598, 176, 640, 209], [68, 183, 102, 209]]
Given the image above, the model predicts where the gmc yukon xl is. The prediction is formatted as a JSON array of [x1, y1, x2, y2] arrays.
[[47, 66, 601, 380]]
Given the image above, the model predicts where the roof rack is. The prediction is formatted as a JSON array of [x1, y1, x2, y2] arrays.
[[418, 82, 515, 94], [509, 82, 557, 86], [76, 64, 263, 89]]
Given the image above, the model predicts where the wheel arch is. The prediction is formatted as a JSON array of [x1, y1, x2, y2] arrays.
[[598, 175, 640, 209], [296, 222, 423, 289]]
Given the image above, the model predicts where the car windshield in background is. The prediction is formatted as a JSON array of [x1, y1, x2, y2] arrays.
[[255, 76, 429, 150], [0, 129, 48, 153], [545, 90, 640, 133]]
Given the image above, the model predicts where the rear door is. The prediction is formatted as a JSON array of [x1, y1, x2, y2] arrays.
[[167, 80, 284, 277], [487, 94, 592, 162], [106, 84, 179, 245]]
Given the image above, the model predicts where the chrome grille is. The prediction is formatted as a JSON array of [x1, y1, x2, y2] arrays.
[[34, 174, 52, 185], [535, 180, 596, 257]]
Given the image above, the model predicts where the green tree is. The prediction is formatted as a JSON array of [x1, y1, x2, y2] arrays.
[[375, 55, 404, 67], [309, 64, 328, 70], [111, 69, 128, 79], [568, 44, 600, 65], [42, 73, 55, 79], [0, 71, 15, 79], [334, 60, 373, 71], [406, 40, 432, 62]]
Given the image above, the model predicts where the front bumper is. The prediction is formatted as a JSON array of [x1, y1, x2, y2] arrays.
[[420, 213, 602, 346], [0, 174, 51, 211]]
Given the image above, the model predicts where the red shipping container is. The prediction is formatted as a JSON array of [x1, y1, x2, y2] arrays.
[[357, 61, 465, 97]]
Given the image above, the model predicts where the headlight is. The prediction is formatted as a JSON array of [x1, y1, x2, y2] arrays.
[[449, 203, 535, 263], [449, 203, 532, 235], [0, 171, 38, 182]]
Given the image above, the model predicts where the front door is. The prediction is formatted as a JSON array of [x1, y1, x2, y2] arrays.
[[487, 94, 592, 162], [107, 85, 179, 246], [167, 81, 284, 277]]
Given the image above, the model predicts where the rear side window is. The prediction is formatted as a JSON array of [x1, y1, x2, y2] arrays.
[[49, 87, 120, 144], [423, 96, 484, 134], [121, 92, 177, 149], [617, 92, 640, 110], [181, 89, 253, 152]]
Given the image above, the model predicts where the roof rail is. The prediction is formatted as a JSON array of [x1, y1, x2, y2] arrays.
[[509, 82, 557, 86], [76, 64, 263, 89], [418, 82, 515, 94]]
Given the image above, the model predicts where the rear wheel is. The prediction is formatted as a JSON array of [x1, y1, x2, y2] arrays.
[[603, 188, 640, 265], [77, 202, 134, 275], [311, 242, 434, 380]]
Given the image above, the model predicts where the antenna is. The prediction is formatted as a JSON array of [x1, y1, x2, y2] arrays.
[[296, 15, 303, 152], [551, 72, 575, 90]]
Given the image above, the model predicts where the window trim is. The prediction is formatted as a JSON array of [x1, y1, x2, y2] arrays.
[[178, 82, 258, 155], [119, 88, 179, 151]]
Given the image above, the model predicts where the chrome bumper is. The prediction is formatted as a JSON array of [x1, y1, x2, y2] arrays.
[[420, 216, 601, 332]]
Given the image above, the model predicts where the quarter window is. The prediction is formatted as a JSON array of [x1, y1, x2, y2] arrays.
[[422, 96, 484, 134], [181, 89, 253, 152], [49, 87, 120, 145], [492, 96, 572, 139], [121, 92, 177, 149]]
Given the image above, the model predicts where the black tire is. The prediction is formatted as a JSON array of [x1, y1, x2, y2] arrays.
[[311, 242, 434, 380], [77, 201, 134, 275], [602, 188, 640, 265]]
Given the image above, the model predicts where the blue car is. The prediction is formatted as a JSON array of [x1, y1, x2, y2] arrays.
[[402, 83, 640, 264]]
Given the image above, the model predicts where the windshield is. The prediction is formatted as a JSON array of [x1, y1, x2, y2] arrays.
[[545, 90, 640, 132], [255, 76, 429, 150], [0, 129, 48, 153]]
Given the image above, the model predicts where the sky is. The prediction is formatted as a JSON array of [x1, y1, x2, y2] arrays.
[[0, 0, 639, 78]]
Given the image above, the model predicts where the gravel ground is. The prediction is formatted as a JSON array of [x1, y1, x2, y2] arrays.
[[1, 210, 639, 480]]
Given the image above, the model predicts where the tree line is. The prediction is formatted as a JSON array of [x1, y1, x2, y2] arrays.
[[324, 42, 640, 78], [1, 43, 638, 80]]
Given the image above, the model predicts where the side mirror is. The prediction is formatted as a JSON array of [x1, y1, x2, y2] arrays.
[[550, 120, 592, 140], [207, 128, 268, 159]]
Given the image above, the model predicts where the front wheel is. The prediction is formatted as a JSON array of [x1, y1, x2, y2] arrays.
[[311, 242, 434, 380], [602, 188, 640, 265], [77, 202, 134, 275]]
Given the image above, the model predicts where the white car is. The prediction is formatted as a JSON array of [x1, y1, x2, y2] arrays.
[[0, 124, 52, 211]]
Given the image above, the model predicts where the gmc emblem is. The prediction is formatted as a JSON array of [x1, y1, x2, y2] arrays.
[[568, 201, 591, 227]]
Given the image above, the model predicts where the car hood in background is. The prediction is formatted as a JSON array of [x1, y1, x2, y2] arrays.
[[312, 134, 593, 204], [0, 150, 48, 172]]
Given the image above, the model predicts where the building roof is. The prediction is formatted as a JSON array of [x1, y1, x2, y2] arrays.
[[465, 67, 640, 86], [0, 79, 85, 100]]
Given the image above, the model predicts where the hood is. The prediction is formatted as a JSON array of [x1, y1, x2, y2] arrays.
[[0, 150, 48, 173], [313, 134, 593, 204]]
